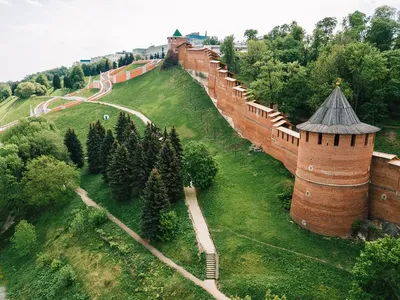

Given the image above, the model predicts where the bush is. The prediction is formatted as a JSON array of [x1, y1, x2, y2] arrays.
[[36, 252, 50, 267], [11, 220, 37, 256], [56, 264, 76, 289], [35, 84, 47, 96], [69, 210, 87, 234], [88, 207, 108, 227], [277, 180, 293, 210], [15, 82, 35, 99], [158, 209, 178, 242], [0, 83, 11, 101], [51, 259, 63, 270]]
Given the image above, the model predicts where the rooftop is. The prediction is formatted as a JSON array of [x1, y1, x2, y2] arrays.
[[172, 29, 183, 37], [297, 86, 380, 134]]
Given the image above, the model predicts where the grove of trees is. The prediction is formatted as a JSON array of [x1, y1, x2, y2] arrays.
[[86, 112, 217, 241], [220, 5, 400, 124]]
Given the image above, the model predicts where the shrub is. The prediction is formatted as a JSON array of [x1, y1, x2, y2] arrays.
[[56, 264, 76, 289], [35, 84, 47, 96], [15, 82, 35, 99], [158, 209, 178, 242], [11, 220, 37, 256], [277, 180, 293, 210], [51, 259, 63, 270], [88, 207, 108, 227], [36, 252, 50, 267], [0, 83, 11, 101], [69, 210, 87, 234]]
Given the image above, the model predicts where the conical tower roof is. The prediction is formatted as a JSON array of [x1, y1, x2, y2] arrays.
[[172, 29, 183, 37], [297, 87, 380, 134]]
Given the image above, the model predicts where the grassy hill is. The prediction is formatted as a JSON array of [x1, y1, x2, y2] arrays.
[[0, 96, 51, 126], [46, 102, 205, 279], [0, 195, 211, 300], [85, 66, 362, 299]]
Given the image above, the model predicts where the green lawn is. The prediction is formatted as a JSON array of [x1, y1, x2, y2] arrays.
[[47, 98, 70, 110], [0, 194, 212, 300], [46, 102, 144, 147], [51, 88, 73, 97], [0, 96, 51, 126], [75, 88, 99, 99], [47, 102, 205, 279], [0, 97, 18, 123], [117, 63, 146, 75], [374, 118, 400, 156], [96, 66, 362, 299]]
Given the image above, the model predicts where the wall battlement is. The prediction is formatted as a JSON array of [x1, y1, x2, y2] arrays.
[[174, 41, 400, 236]]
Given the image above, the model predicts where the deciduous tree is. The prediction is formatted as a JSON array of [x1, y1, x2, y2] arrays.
[[182, 141, 218, 189]]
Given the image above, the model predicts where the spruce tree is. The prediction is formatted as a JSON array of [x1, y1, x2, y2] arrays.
[[107, 144, 132, 201], [100, 129, 115, 182], [142, 123, 161, 182], [123, 120, 139, 141], [64, 128, 84, 168], [115, 111, 131, 143], [112, 61, 117, 69], [53, 75, 61, 90], [157, 140, 184, 203], [141, 168, 170, 240], [169, 125, 183, 163], [87, 120, 105, 174], [124, 127, 145, 195]]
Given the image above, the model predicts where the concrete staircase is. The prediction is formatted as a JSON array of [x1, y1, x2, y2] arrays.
[[206, 252, 218, 279]]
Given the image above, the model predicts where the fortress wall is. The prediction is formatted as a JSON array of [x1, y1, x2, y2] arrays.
[[369, 155, 400, 224], [177, 44, 399, 226]]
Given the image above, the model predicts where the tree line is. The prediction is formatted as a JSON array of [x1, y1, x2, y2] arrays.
[[220, 5, 400, 124]]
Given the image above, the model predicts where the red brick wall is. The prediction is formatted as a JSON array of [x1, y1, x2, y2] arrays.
[[175, 42, 400, 235], [369, 156, 400, 224]]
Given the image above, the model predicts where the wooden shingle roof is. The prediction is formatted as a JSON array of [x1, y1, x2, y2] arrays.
[[297, 87, 380, 134]]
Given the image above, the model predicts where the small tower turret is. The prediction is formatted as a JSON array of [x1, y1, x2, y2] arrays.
[[290, 86, 380, 236]]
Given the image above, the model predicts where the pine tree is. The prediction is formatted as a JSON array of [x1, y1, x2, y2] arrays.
[[64, 128, 84, 168], [115, 111, 131, 143], [123, 120, 139, 141], [63, 76, 72, 89], [100, 129, 115, 182], [157, 140, 184, 202], [107, 144, 132, 201], [169, 125, 183, 163], [87, 120, 105, 174], [112, 61, 117, 69], [142, 123, 161, 182], [53, 74, 61, 90], [124, 127, 145, 195], [141, 168, 170, 240]]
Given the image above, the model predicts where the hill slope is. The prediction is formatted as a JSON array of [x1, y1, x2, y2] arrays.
[[91, 66, 362, 299]]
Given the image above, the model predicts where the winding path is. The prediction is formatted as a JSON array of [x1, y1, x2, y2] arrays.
[[76, 188, 227, 300]]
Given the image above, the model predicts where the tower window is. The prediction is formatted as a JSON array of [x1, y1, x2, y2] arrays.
[[306, 131, 309, 142], [318, 133, 322, 145], [277, 131, 280, 138], [287, 134, 289, 142], [334, 134, 340, 146], [292, 136, 294, 144], [351, 135, 356, 147], [365, 134, 369, 146]]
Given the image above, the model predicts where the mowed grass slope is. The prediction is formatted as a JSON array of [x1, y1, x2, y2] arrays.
[[0, 96, 51, 125], [98, 66, 362, 299], [0, 195, 212, 300], [47, 102, 205, 279]]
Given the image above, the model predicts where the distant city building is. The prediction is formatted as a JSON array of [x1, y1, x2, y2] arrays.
[[186, 32, 207, 47], [204, 43, 247, 55]]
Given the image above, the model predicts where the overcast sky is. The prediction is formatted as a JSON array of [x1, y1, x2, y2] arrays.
[[0, 0, 399, 82]]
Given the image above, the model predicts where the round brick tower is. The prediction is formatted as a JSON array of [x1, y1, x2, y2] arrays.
[[290, 86, 380, 236]]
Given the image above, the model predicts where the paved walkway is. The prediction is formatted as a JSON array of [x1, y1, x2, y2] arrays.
[[0, 287, 5, 300], [89, 101, 151, 124], [76, 188, 228, 300], [184, 187, 216, 253]]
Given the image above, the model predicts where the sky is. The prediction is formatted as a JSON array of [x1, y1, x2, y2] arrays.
[[0, 0, 399, 82]]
